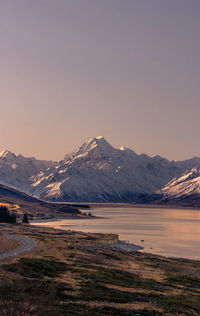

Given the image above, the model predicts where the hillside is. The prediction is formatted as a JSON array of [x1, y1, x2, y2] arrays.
[[1, 223, 200, 315], [0, 183, 83, 221]]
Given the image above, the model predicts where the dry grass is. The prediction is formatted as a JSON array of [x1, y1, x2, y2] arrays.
[[0, 232, 19, 254], [1, 224, 200, 315]]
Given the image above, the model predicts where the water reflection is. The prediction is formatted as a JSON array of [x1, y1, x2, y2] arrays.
[[32, 207, 200, 260]]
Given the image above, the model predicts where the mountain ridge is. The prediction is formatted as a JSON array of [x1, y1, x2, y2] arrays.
[[136, 168, 200, 207], [1, 137, 200, 203], [0, 150, 56, 193], [159, 167, 200, 198], [30, 137, 200, 202]]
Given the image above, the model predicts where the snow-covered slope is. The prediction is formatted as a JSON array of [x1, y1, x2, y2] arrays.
[[0, 150, 56, 193], [30, 137, 200, 202], [2, 138, 200, 203], [159, 168, 200, 198]]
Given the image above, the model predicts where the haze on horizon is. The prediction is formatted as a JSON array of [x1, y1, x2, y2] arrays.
[[0, 0, 200, 161]]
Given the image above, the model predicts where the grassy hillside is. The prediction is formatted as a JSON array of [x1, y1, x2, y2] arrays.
[[0, 232, 19, 254], [0, 223, 200, 315]]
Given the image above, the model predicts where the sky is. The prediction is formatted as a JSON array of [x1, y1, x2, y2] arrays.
[[0, 0, 200, 161]]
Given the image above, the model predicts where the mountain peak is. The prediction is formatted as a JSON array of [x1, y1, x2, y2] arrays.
[[0, 150, 16, 159], [87, 136, 113, 148], [87, 136, 110, 146], [69, 136, 113, 158]]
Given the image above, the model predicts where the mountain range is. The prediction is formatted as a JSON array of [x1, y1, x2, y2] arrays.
[[1, 137, 200, 203], [0, 149, 55, 192]]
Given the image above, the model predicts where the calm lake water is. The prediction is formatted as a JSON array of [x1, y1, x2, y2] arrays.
[[32, 206, 200, 260]]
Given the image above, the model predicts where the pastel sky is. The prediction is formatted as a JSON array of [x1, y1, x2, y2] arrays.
[[0, 1, 200, 161]]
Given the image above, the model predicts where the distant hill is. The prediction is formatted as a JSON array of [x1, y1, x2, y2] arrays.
[[0, 183, 50, 220], [0, 182, 83, 221], [0, 183, 40, 203]]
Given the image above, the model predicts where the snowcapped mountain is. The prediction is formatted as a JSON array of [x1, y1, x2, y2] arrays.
[[30, 137, 200, 202], [159, 168, 200, 198], [1, 138, 200, 203], [0, 150, 56, 193]]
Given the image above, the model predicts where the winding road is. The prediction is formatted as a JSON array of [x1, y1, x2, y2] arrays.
[[0, 234, 36, 260]]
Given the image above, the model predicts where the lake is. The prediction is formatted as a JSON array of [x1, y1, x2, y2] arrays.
[[32, 206, 200, 260]]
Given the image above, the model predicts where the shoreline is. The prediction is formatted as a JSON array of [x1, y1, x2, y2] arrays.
[[47, 201, 200, 211], [30, 207, 200, 261], [30, 214, 105, 223], [89, 202, 200, 211], [30, 219, 200, 261], [31, 202, 200, 222]]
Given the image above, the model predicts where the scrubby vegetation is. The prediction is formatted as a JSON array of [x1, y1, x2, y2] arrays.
[[0, 206, 16, 223], [3, 258, 67, 279], [0, 233, 19, 255], [22, 213, 29, 224], [0, 224, 200, 315]]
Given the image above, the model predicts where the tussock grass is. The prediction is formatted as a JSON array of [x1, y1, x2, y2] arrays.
[[1, 224, 200, 315]]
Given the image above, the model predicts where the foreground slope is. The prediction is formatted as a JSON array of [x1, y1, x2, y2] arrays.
[[1, 223, 200, 315], [31, 137, 200, 202]]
